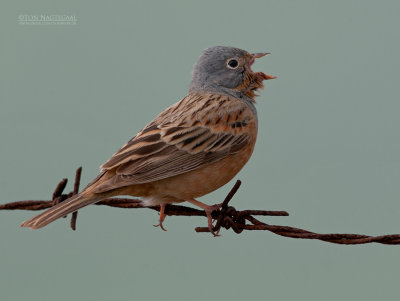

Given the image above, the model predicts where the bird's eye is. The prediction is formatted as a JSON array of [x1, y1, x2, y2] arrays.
[[227, 59, 239, 69]]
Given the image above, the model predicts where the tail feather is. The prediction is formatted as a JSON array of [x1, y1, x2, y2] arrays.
[[21, 192, 101, 229]]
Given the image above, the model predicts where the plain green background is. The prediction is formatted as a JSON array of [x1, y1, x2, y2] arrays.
[[1, 0, 399, 300]]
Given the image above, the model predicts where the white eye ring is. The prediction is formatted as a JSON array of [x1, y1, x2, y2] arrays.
[[226, 58, 239, 69]]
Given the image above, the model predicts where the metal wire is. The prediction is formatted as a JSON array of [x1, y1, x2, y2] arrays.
[[1, 167, 399, 245]]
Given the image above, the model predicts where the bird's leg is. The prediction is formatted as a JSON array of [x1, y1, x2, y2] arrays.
[[153, 203, 167, 231], [188, 199, 222, 237]]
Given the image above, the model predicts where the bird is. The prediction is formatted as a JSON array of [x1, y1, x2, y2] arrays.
[[21, 46, 275, 236]]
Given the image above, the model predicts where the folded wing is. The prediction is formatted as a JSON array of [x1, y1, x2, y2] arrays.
[[94, 93, 255, 193]]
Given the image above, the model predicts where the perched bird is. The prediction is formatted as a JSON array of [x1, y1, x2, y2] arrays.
[[21, 46, 275, 236]]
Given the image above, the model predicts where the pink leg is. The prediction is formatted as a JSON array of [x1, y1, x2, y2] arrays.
[[188, 199, 222, 237], [153, 203, 167, 231]]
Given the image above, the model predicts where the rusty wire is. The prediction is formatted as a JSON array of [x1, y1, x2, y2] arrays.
[[1, 167, 400, 245]]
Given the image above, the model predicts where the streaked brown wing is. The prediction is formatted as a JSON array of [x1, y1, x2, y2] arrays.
[[93, 93, 255, 193]]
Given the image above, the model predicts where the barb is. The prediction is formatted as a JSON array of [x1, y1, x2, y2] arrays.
[[70, 166, 82, 230], [1, 167, 399, 245]]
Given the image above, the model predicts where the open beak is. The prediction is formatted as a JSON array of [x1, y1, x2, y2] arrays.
[[250, 52, 276, 80], [252, 52, 270, 59]]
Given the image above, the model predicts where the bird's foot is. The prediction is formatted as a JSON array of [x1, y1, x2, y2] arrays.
[[153, 221, 167, 231], [203, 203, 223, 237], [153, 203, 167, 231]]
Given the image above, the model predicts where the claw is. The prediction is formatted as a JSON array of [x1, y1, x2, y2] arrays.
[[204, 208, 219, 236], [187, 199, 225, 236], [200, 202, 223, 237], [154, 222, 167, 231]]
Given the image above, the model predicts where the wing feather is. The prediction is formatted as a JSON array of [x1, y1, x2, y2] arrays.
[[94, 93, 256, 193]]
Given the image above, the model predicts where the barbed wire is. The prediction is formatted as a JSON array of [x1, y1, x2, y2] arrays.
[[1, 167, 399, 245]]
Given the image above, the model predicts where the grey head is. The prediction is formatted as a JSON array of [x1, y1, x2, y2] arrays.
[[189, 46, 275, 101]]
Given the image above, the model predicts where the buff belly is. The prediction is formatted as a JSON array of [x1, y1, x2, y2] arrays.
[[118, 142, 255, 206]]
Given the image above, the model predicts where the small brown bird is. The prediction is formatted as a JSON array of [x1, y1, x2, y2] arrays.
[[21, 46, 275, 235]]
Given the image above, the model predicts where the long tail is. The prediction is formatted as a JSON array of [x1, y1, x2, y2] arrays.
[[20, 192, 101, 229]]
